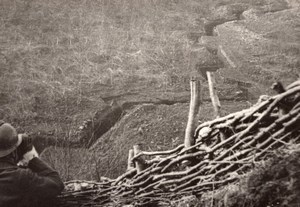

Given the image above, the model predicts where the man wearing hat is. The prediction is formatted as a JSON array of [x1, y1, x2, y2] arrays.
[[0, 121, 64, 207]]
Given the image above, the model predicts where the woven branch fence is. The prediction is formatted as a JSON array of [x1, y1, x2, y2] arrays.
[[58, 80, 300, 207]]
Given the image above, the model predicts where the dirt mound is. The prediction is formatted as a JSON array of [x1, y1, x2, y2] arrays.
[[211, 3, 249, 21], [241, 8, 265, 20], [215, 7, 300, 94]]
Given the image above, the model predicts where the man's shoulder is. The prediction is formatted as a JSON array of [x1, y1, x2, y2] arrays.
[[13, 167, 37, 187], [0, 166, 26, 180]]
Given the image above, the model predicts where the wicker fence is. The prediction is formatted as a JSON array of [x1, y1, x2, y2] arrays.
[[59, 80, 300, 207]]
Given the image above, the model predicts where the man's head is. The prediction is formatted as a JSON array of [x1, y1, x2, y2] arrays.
[[0, 122, 22, 158]]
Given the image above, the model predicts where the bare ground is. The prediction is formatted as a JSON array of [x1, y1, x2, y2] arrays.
[[0, 0, 299, 182]]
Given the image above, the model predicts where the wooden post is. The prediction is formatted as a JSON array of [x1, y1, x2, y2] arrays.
[[206, 72, 227, 141], [133, 144, 144, 173], [207, 71, 221, 118], [184, 78, 201, 148], [127, 149, 135, 171]]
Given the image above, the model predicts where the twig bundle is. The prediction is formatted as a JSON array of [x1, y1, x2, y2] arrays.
[[59, 80, 300, 207]]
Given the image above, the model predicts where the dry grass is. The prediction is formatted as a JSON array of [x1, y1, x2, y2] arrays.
[[1, 0, 299, 183], [0, 0, 212, 132], [0, 0, 213, 179]]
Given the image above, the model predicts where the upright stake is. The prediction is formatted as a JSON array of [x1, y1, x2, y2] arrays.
[[133, 144, 145, 173], [207, 71, 221, 118], [127, 149, 135, 171], [184, 78, 201, 148]]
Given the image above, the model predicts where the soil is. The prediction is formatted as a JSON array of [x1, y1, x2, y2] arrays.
[[0, 0, 299, 181], [41, 101, 250, 180]]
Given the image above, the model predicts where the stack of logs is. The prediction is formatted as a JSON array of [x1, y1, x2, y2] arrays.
[[59, 79, 300, 207]]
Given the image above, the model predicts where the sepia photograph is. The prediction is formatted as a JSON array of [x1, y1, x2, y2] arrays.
[[0, 0, 299, 206]]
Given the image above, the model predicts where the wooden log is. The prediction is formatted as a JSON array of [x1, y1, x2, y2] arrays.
[[127, 149, 135, 170], [207, 71, 221, 118], [179, 142, 211, 155], [181, 176, 238, 193], [132, 167, 163, 184], [286, 79, 300, 90], [213, 135, 252, 161], [113, 168, 136, 185], [131, 144, 184, 161], [133, 144, 145, 173], [124, 176, 153, 188], [184, 78, 201, 148], [161, 151, 206, 173]]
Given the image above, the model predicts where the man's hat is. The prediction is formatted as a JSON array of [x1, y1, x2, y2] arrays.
[[0, 122, 22, 158]]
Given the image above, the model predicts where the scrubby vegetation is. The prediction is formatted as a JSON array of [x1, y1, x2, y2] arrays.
[[200, 145, 300, 207]]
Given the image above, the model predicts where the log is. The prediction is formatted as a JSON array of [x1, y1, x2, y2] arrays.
[[127, 149, 135, 170], [113, 168, 136, 185], [184, 78, 201, 148], [133, 144, 145, 173], [131, 144, 184, 161], [207, 71, 221, 118]]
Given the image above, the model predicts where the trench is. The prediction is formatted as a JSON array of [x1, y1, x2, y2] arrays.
[[34, 99, 183, 153], [36, 3, 290, 154], [35, 9, 247, 154], [203, 1, 290, 66], [34, 93, 248, 153]]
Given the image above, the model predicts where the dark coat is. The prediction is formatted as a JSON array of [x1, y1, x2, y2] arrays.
[[0, 157, 64, 207]]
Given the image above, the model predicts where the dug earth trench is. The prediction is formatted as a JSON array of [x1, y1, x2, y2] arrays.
[[38, 0, 299, 180], [201, 0, 299, 94], [41, 101, 251, 180]]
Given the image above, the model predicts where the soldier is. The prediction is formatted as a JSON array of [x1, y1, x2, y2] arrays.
[[0, 121, 64, 207]]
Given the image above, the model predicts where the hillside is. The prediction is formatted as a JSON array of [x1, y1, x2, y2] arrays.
[[0, 0, 299, 184]]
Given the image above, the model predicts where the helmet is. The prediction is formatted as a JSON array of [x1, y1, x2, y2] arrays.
[[0, 123, 22, 158]]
